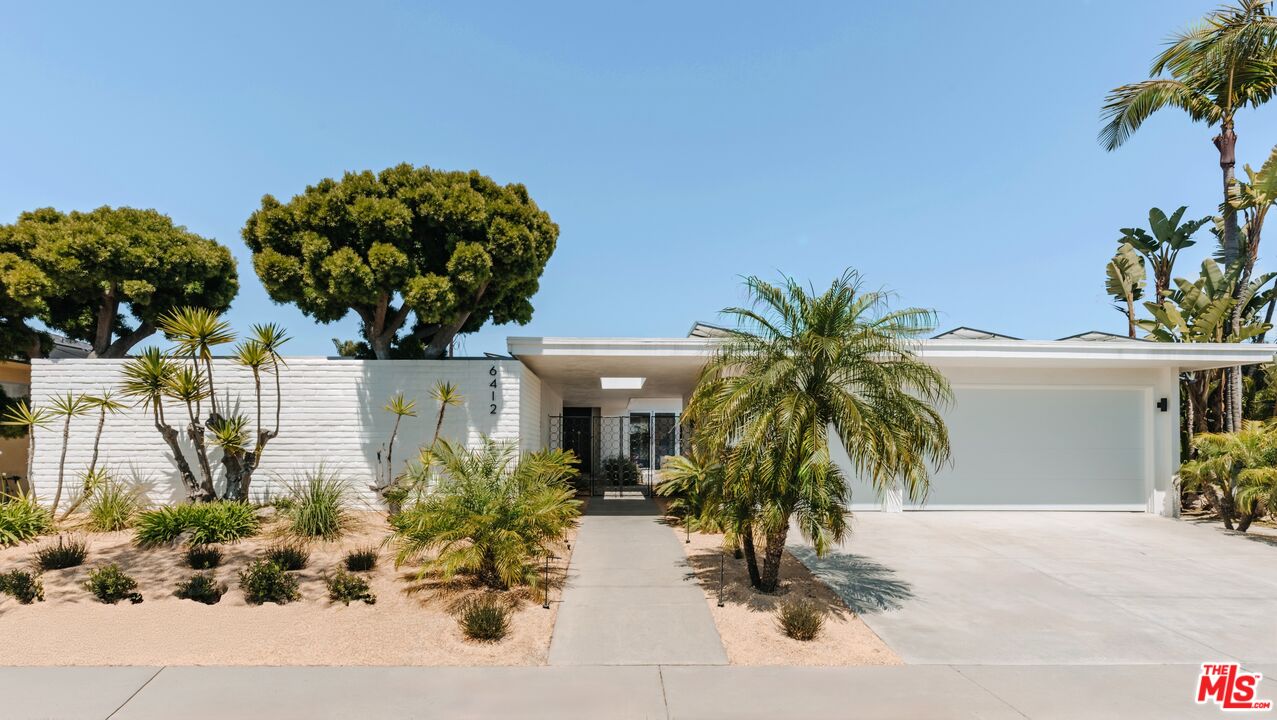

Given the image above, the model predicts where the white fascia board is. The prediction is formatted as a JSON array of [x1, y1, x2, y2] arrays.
[[506, 336, 1276, 369]]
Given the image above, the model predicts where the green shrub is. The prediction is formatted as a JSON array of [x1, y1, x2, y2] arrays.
[[326, 569, 376, 605], [777, 600, 824, 641], [280, 467, 351, 540], [344, 547, 378, 572], [457, 595, 510, 642], [0, 569, 44, 603], [391, 440, 580, 589], [34, 535, 88, 570], [85, 564, 142, 604], [185, 545, 223, 570], [601, 456, 640, 485], [239, 560, 300, 605], [175, 573, 224, 605], [134, 502, 259, 547], [0, 494, 53, 547], [263, 543, 309, 571], [86, 480, 144, 532]]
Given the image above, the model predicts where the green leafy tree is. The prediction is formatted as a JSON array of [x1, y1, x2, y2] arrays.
[[686, 271, 952, 592], [1100, 1, 1277, 267], [0, 206, 238, 358], [1118, 207, 1208, 304], [390, 439, 580, 589], [1105, 243, 1147, 337], [0, 248, 50, 360], [243, 164, 558, 359]]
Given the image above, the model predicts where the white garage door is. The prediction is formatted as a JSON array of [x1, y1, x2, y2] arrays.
[[903, 386, 1150, 510]]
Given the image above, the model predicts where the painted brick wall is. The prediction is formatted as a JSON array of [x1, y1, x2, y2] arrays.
[[518, 368, 542, 453], [28, 357, 528, 505]]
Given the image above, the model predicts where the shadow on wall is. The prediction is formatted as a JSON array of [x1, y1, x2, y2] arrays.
[[786, 545, 914, 614]]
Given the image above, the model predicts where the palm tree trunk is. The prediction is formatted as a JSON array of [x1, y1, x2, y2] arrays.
[[1217, 122, 1241, 265], [740, 522, 762, 589], [52, 415, 71, 514], [1125, 297, 1136, 338], [758, 523, 790, 593]]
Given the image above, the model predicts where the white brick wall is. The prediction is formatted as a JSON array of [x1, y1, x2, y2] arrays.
[[518, 368, 542, 453], [28, 357, 530, 505]]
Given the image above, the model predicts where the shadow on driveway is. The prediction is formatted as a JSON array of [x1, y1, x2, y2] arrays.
[[786, 546, 913, 614]]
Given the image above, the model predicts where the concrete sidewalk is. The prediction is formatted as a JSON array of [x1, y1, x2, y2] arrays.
[[3, 664, 1269, 719], [547, 497, 727, 665]]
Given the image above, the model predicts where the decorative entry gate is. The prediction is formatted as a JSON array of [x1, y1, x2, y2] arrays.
[[547, 413, 682, 496]]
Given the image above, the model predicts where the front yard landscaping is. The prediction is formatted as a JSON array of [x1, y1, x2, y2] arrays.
[[0, 510, 575, 666]]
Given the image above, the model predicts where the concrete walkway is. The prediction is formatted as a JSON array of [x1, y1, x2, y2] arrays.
[[547, 497, 727, 665], [4, 664, 1270, 719]]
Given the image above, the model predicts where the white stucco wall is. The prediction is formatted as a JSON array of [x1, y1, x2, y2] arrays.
[[28, 357, 529, 505]]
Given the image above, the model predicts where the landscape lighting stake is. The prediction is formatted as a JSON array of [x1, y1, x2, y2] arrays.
[[717, 551, 725, 607]]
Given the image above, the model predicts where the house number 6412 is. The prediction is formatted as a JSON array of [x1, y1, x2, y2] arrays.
[[489, 365, 498, 415]]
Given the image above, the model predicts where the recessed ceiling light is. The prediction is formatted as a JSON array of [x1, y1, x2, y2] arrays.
[[601, 377, 645, 390]]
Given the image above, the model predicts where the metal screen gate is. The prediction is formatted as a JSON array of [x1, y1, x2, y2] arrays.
[[548, 414, 682, 496]]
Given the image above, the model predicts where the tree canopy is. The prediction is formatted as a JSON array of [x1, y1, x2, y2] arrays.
[[242, 164, 559, 359], [0, 246, 50, 360], [0, 206, 238, 358]]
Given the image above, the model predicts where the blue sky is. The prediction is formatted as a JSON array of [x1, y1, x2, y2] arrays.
[[3, 0, 1274, 356]]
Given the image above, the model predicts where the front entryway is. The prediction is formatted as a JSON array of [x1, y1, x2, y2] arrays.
[[550, 413, 682, 497], [548, 497, 727, 666]]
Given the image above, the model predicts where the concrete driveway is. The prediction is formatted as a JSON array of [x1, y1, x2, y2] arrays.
[[792, 512, 1277, 665]]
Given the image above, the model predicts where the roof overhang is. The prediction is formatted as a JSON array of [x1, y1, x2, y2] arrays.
[[508, 336, 1276, 405]]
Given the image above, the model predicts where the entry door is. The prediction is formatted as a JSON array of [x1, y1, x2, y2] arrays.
[[561, 408, 594, 477]]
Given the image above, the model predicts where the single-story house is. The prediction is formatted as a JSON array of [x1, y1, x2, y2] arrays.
[[25, 324, 1274, 517]]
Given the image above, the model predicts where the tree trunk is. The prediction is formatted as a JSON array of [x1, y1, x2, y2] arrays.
[[1236, 508, 1257, 533], [88, 407, 105, 476], [95, 321, 157, 359], [1216, 122, 1241, 266], [740, 522, 762, 589], [152, 406, 210, 502], [186, 414, 217, 501], [758, 523, 790, 593], [1125, 297, 1136, 338], [1219, 486, 1236, 531], [423, 312, 472, 359], [51, 415, 71, 514], [92, 285, 118, 357]]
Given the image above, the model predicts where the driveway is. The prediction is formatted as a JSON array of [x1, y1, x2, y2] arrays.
[[792, 512, 1277, 665]]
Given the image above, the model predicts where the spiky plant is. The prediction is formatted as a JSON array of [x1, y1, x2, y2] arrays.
[[429, 381, 464, 445], [281, 466, 351, 541], [391, 439, 580, 589], [1181, 421, 1277, 531], [46, 392, 94, 515], [120, 348, 212, 501], [0, 493, 54, 547], [381, 392, 417, 491], [0, 400, 52, 491]]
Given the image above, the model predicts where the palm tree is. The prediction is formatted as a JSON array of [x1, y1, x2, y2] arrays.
[[1100, 1, 1277, 265], [1180, 420, 1277, 530], [0, 399, 52, 494], [390, 439, 581, 589], [686, 271, 951, 592], [46, 392, 93, 515]]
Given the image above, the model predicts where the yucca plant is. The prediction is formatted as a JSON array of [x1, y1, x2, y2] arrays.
[[380, 392, 417, 491], [0, 492, 54, 547], [391, 439, 580, 590], [43, 392, 95, 516], [119, 348, 212, 502], [281, 466, 351, 540], [429, 381, 464, 445], [0, 400, 52, 498], [134, 503, 260, 547]]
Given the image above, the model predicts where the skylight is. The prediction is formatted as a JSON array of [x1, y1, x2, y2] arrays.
[[601, 377, 645, 390]]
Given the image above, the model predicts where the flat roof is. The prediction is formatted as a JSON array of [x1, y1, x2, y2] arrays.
[[507, 336, 1277, 371]]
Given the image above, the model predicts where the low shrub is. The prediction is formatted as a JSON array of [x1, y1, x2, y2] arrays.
[[174, 573, 224, 605], [326, 569, 376, 605], [34, 535, 88, 570], [134, 502, 259, 547], [263, 543, 309, 571], [280, 467, 351, 541], [0, 569, 44, 603], [86, 480, 144, 532], [0, 494, 53, 547], [344, 547, 377, 572], [457, 595, 510, 642], [239, 560, 300, 605], [777, 600, 824, 641], [185, 545, 223, 570], [85, 564, 142, 604]]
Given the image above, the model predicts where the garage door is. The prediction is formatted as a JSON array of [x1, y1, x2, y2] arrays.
[[904, 386, 1150, 510]]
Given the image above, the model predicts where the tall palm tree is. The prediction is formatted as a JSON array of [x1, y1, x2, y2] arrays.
[[1100, 1, 1277, 266], [686, 271, 951, 592]]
